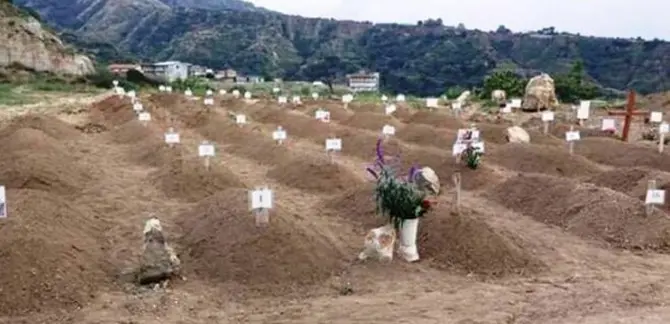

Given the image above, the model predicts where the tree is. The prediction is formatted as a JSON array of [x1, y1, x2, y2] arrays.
[[554, 60, 599, 103], [301, 56, 358, 93], [481, 70, 527, 99]]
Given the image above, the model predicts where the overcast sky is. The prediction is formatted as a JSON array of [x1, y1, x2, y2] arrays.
[[247, 0, 666, 40]]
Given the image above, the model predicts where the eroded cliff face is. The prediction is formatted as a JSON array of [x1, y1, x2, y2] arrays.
[[0, 3, 94, 76]]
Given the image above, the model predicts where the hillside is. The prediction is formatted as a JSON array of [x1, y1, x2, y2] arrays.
[[0, 0, 94, 76], [15, 0, 670, 95]]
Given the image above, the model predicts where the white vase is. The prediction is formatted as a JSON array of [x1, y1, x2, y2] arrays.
[[399, 218, 420, 262]]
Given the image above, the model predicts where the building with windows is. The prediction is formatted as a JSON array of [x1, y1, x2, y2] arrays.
[[140, 61, 189, 82], [346, 71, 380, 92], [108, 63, 140, 75]]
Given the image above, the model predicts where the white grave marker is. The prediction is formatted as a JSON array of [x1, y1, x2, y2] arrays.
[[159, 85, 166, 92], [166, 86, 172, 93], [315, 109, 330, 123], [541, 111, 554, 134], [381, 95, 388, 102], [396, 94, 406, 102], [325, 138, 342, 162], [115, 87, 125, 95], [133, 102, 143, 112], [292, 96, 301, 104], [138, 112, 151, 123], [651, 111, 663, 123], [198, 141, 215, 169], [565, 126, 580, 154], [272, 126, 286, 144], [127, 90, 136, 99], [112, 80, 119, 87], [272, 87, 280, 93], [601, 118, 616, 131], [510, 99, 522, 108], [660, 122, 669, 153], [206, 89, 213, 96], [219, 89, 227, 95], [204, 98, 214, 105], [342, 94, 353, 105], [645, 179, 665, 216], [249, 187, 273, 227], [0, 185, 6, 218], [385, 104, 396, 115], [382, 125, 395, 136], [236, 114, 247, 125], [185, 89, 192, 97], [244, 91, 251, 99], [426, 98, 438, 108], [164, 128, 180, 146], [278, 96, 287, 104], [232, 90, 240, 98], [501, 104, 512, 113], [311, 92, 319, 100], [577, 101, 590, 124]]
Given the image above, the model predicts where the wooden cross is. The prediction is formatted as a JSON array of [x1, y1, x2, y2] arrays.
[[607, 90, 648, 142]]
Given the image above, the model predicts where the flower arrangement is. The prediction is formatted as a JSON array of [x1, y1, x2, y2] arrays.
[[461, 143, 482, 169], [366, 139, 432, 230]]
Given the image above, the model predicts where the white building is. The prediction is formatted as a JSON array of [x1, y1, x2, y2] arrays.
[[141, 61, 189, 82], [346, 71, 380, 92]]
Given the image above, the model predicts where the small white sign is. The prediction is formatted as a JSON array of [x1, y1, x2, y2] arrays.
[[133, 103, 143, 112], [651, 111, 663, 123], [577, 101, 590, 119], [185, 89, 193, 97], [426, 98, 438, 108], [164, 131, 180, 144], [127, 90, 136, 98], [660, 122, 669, 134], [396, 94, 406, 102], [158, 85, 165, 92], [198, 142, 215, 157], [541, 111, 555, 122], [501, 104, 512, 113], [601, 119, 616, 131], [381, 95, 388, 101], [0, 185, 6, 218], [312, 92, 319, 99], [457, 128, 480, 141], [219, 89, 227, 95], [112, 80, 119, 86], [272, 87, 280, 93], [472, 142, 485, 153], [510, 99, 522, 108], [138, 112, 151, 121], [646, 189, 666, 205], [565, 131, 581, 142], [249, 188, 273, 210], [385, 105, 396, 115], [452, 143, 466, 156], [166, 86, 172, 93], [342, 94, 353, 103], [315, 110, 330, 122], [326, 138, 342, 151], [292, 96, 301, 104], [236, 114, 247, 124], [206, 89, 213, 96], [382, 125, 395, 135], [204, 98, 214, 105], [272, 128, 287, 140], [114, 87, 125, 95], [452, 101, 462, 110], [278, 96, 287, 104], [232, 90, 240, 97], [244, 91, 251, 99]]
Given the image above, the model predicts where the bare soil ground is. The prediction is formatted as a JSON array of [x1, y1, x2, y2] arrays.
[[3, 92, 670, 323]]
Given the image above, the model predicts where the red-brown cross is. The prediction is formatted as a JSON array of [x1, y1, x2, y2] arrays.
[[607, 90, 649, 142]]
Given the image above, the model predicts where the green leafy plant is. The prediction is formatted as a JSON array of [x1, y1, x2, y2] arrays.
[[366, 139, 432, 230], [461, 144, 482, 169]]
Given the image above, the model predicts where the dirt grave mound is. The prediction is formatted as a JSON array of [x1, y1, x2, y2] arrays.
[[250, 108, 333, 139], [89, 95, 135, 126], [198, 120, 292, 166], [330, 127, 394, 160], [0, 127, 66, 154], [267, 156, 363, 193], [178, 188, 346, 294], [487, 143, 602, 177], [127, 134, 184, 167], [0, 136, 91, 195], [340, 112, 402, 132], [108, 120, 161, 144], [323, 183, 389, 228], [587, 168, 670, 213], [419, 208, 545, 277], [397, 123, 456, 148], [404, 110, 465, 129], [304, 104, 353, 122], [0, 114, 80, 140], [149, 156, 245, 202], [575, 137, 670, 171], [0, 189, 111, 316], [486, 174, 670, 250]]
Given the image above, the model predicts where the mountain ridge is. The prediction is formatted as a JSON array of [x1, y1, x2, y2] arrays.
[[14, 0, 670, 96]]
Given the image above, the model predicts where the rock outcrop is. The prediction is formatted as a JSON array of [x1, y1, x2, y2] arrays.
[[0, 2, 94, 76], [522, 73, 559, 111]]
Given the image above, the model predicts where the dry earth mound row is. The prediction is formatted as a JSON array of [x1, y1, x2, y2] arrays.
[[177, 188, 347, 295], [403, 110, 465, 129], [266, 156, 363, 193], [107, 120, 185, 167], [396, 124, 457, 148], [586, 168, 670, 213], [197, 118, 292, 166], [418, 208, 546, 277], [249, 108, 335, 139], [486, 174, 670, 251], [574, 138, 670, 171], [0, 189, 112, 316], [148, 156, 245, 202], [0, 129, 91, 195], [0, 114, 80, 140], [340, 112, 402, 132], [487, 143, 602, 178], [302, 104, 353, 122], [89, 95, 136, 126]]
